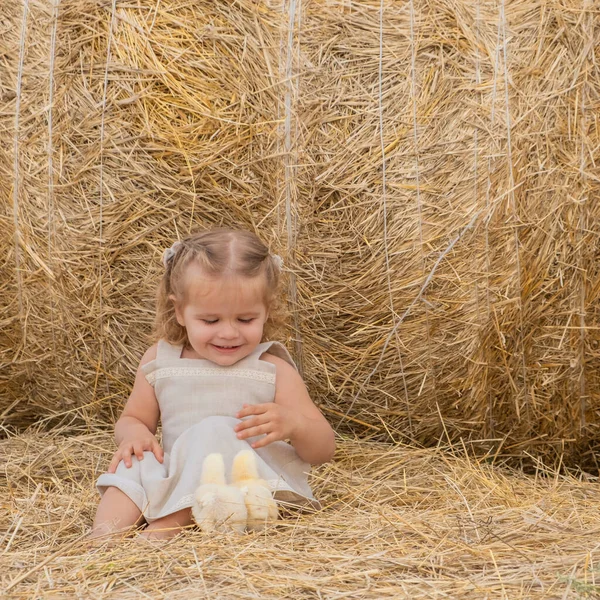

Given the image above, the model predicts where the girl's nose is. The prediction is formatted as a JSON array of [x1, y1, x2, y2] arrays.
[[220, 321, 238, 338]]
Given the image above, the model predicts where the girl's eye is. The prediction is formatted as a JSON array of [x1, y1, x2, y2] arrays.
[[202, 319, 218, 325], [238, 318, 254, 324]]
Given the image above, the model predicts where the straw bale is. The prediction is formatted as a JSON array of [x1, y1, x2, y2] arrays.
[[1, 0, 599, 465], [2, 430, 600, 598], [1, 0, 289, 425], [292, 0, 600, 463]]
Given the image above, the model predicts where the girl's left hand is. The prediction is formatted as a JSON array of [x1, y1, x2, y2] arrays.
[[234, 403, 300, 449]]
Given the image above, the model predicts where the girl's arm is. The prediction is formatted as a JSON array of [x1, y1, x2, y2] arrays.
[[235, 354, 336, 464], [108, 344, 164, 473]]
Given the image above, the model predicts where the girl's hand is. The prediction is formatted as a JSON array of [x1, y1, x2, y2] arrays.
[[108, 434, 164, 473], [234, 403, 301, 449]]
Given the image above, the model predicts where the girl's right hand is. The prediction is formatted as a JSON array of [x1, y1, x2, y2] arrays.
[[108, 434, 164, 473]]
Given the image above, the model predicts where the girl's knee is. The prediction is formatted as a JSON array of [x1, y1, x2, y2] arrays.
[[99, 485, 142, 511], [92, 487, 145, 538], [144, 508, 192, 537]]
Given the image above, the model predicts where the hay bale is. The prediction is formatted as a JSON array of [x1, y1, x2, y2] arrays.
[[292, 0, 600, 463], [1, 0, 289, 424], [1, 430, 600, 597], [0, 0, 598, 465]]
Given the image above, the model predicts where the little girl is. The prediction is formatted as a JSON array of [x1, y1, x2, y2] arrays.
[[92, 229, 336, 540]]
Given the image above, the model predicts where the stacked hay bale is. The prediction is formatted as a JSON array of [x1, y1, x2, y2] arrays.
[[1, 0, 598, 466]]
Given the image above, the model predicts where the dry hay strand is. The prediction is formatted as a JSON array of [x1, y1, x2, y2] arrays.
[[0, 0, 599, 465], [1, 428, 600, 598]]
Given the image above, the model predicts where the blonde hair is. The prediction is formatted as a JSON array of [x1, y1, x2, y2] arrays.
[[155, 229, 281, 346]]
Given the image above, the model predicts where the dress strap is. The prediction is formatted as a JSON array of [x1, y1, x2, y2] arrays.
[[255, 341, 297, 371], [157, 339, 183, 361]]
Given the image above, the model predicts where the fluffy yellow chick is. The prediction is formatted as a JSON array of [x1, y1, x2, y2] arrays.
[[192, 453, 247, 534], [231, 450, 278, 532]]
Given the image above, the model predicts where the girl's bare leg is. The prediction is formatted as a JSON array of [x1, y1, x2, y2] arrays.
[[90, 486, 145, 539], [139, 508, 192, 540]]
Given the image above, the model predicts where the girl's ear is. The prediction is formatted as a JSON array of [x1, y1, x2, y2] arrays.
[[169, 294, 185, 326]]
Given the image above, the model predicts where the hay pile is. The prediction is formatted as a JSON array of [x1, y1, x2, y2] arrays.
[[1, 0, 599, 465], [2, 430, 600, 598]]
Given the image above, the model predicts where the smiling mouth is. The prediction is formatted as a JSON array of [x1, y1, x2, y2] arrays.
[[213, 344, 241, 351]]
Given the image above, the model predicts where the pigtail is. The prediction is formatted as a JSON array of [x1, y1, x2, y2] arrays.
[[153, 243, 188, 345]]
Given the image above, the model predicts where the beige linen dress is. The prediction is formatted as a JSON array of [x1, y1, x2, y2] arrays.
[[96, 340, 319, 521]]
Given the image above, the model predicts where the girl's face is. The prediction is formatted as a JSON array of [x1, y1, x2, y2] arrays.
[[173, 264, 269, 366]]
